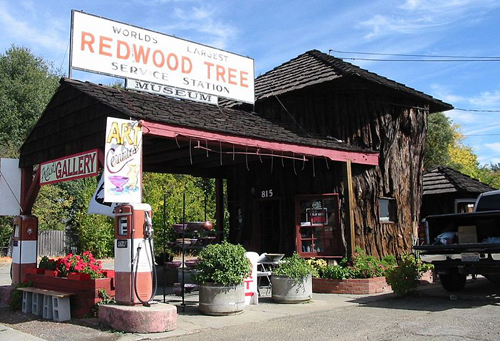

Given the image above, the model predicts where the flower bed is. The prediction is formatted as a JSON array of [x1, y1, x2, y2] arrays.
[[24, 252, 115, 318], [312, 276, 391, 294], [25, 272, 115, 318], [308, 248, 395, 295]]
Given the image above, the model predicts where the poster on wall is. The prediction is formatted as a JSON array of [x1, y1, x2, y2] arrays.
[[104, 117, 142, 203]]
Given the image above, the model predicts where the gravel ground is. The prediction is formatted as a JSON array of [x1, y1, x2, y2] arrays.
[[0, 305, 122, 341]]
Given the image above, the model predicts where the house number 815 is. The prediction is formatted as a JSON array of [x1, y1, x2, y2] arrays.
[[261, 189, 273, 198]]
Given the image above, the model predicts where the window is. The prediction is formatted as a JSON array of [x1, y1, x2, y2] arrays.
[[455, 199, 476, 213], [295, 194, 343, 258], [379, 198, 396, 223]]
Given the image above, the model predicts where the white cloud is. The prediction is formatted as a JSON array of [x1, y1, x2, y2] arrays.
[[0, 1, 67, 54], [361, 14, 442, 39], [430, 84, 466, 104], [446, 109, 478, 125], [468, 90, 500, 108], [160, 5, 237, 49], [465, 123, 500, 136], [362, 0, 500, 40], [485, 143, 500, 153]]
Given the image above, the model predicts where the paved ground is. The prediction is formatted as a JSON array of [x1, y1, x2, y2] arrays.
[[2, 260, 500, 340]]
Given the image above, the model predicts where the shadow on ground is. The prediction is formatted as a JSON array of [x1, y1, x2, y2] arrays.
[[350, 276, 500, 312]]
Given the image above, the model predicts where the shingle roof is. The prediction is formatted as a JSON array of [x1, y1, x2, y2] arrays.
[[423, 166, 494, 195], [243, 50, 452, 113], [62, 78, 375, 155]]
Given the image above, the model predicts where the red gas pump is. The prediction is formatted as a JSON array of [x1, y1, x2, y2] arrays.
[[113, 203, 157, 305], [11, 215, 38, 284]]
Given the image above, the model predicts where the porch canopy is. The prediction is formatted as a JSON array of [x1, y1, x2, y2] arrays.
[[19, 78, 378, 212]]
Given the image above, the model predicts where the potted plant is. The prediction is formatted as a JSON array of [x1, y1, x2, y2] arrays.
[[271, 252, 314, 303], [195, 241, 251, 315]]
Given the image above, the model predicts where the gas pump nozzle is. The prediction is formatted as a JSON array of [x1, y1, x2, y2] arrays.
[[144, 211, 153, 239]]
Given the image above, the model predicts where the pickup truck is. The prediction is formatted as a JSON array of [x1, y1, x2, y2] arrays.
[[414, 189, 500, 291]]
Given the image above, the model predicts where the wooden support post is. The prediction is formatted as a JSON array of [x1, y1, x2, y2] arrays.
[[21, 166, 41, 215], [215, 178, 224, 242], [343, 160, 355, 257]]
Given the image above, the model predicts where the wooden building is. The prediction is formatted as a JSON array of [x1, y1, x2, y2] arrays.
[[421, 166, 494, 218], [19, 50, 452, 259]]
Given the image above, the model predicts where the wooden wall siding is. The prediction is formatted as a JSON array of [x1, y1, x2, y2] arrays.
[[227, 155, 345, 255], [38, 230, 65, 257], [254, 84, 429, 257]]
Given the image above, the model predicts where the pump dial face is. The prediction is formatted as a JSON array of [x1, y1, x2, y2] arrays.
[[27, 228, 33, 235]]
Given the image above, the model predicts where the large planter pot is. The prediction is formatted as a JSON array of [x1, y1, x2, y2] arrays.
[[271, 274, 312, 304], [198, 283, 245, 316], [312, 277, 391, 294]]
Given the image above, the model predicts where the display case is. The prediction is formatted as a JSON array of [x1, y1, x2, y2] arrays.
[[295, 194, 343, 258]]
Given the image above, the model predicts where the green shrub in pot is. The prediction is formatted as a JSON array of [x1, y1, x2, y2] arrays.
[[272, 252, 314, 303], [195, 241, 252, 315], [195, 241, 251, 286], [274, 252, 315, 282]]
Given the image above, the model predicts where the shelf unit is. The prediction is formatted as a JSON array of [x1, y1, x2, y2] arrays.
[[295, 193, 343, 258]]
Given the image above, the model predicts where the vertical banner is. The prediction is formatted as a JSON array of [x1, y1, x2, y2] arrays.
[[104, 117, 142, 203]]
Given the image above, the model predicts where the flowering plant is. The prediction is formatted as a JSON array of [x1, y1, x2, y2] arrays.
[[311, 248, 397, 280], [56, 251, 104, 279]]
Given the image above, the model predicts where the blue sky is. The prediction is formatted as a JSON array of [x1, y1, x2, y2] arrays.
[[1, 0, 500, 166]]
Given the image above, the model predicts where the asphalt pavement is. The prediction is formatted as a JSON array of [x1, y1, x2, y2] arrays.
[[2, 260, 500, 341]]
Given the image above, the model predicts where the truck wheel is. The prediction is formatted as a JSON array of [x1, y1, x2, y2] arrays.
[[439, 271, 466, 291]]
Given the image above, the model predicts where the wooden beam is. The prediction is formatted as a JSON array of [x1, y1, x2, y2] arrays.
[[215, 178, 224, 242], [343, 159, 355, 257], [141, 120, 379, 166], [21, 167, 41, 215]]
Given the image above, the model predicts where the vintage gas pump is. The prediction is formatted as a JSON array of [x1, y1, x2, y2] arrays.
[[113, 203, 157, 305], [11, 215, 38, 284]]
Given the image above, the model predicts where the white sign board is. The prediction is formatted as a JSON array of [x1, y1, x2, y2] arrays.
[[244, 252, 259, 305], [126, 79, 218, 105], [0, 158, 21, 216], [71, 10, 255, 104], [104, 117, 142, 203], [40, 149, 99, 185], [88, 175, 118, 217]]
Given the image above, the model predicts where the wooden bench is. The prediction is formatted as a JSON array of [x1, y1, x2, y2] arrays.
[[17, 287, 74, 321]]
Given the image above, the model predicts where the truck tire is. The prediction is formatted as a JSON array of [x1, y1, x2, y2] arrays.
[[439, 271, 466, 291]]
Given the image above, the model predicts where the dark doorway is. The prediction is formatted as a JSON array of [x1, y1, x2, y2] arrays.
[[252, 198, 282, 254]]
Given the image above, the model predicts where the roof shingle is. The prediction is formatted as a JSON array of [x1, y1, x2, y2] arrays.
[[423, 166, 494, 195], [236, 50, 453, 113], [62, 78, 376, 156]]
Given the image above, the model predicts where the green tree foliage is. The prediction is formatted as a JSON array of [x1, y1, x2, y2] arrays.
[[425, 113, 454, 170], [0, 45, 60, 153], [71, 177, 114, 258], [142, 173, 216, 250], [425, 112, 500, 189], [32, 185, 73, 231], [0, 46, 60, 252]]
